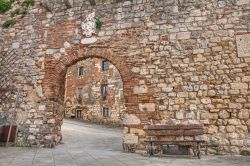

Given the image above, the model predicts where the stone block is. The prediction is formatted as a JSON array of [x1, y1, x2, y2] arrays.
[[16, 111, 28, 125], [177, 92, 188, 98], [28, 135, 35, 140], [242, 76, 250, 82], [60, 48, 66, 53], [201, 98, 211, 104], [210, 109, 220, 113], [190, 9, 201, 16], [229, 103, 242, 109], [133, 85, 148, 94], [231, 83, 248, 89], [229, 90, 240, 95], [212, 46, 223, 52], [139, 103, 155, 112], [230, 139, 243, 146], [201, 120, 210, 125], [39, 105, 46, 111], [176, 32, 191, 40], [144, 48, 153, 53], [230, 146, 240, 154], [34, 120, 43, 125], [81, 37, 97, 45], [130, 128, 145, 136], [236, 125, 248, 132], [36, 86, 43, 98], [237, 0, 250, 6], [186, 111, 195, 119], [243, 139, 250, 146], [123, 114, 141, 125], [176, 110, 184, 119], [29, 128, 36, 133], [123, 127, 128, 134], [227, 133, 239, 139], [64, 41, 71, 48], [189, 104, 197, 111], [12, 42, 20, 49], [200, 112, 210, 120], [193, 49, 204, 54], [207, 125, 218, 134], [226, 126, 235, 133], [46, 49, 56, 54], [45, 135, 52, 140], [238, 110, 249, 119], [123, 134, 138, 144], [47, 119, 55, 124], [29, 109, 36, 113], [131, 67, 140, 73], [228, 119, 241, 125], [219, 110, 230, 119]]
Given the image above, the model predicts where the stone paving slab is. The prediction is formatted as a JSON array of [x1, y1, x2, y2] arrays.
[[0, 119, 250, 166]]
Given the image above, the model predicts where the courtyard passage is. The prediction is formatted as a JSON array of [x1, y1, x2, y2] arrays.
[[0, 119, 250, 166]]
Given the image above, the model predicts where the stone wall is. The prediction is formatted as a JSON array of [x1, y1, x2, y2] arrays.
[[0, 0, 249, 154], [64, 58, 125, 125]]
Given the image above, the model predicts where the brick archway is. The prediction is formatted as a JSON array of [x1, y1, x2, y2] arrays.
[[43, 46, 135, 105], [42, 45, 157, 151]]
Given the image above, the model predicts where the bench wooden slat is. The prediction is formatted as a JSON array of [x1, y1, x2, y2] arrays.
[[146, 129, 203, 136], [145, 140, 205, 143]]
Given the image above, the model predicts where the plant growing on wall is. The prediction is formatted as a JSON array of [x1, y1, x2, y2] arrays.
[[95, 18, 102, 29], [2, 19, 16, 28], [1, 0, 35, 28], [23, 0, 35, 7], [0, 0, 12, 14]]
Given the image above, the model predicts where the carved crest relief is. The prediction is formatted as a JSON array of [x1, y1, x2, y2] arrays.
[[81, 12, 96, 37]]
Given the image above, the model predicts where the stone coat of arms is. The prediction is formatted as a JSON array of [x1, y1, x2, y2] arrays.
[[81, 12, 96, 37]]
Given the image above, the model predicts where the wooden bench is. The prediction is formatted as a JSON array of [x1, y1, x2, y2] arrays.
[[144, 124, 205, 159]]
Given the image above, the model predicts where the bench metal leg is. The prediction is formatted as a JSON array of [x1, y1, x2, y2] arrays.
[[149, 142, 154, 156], [197, 142, 201, 159]]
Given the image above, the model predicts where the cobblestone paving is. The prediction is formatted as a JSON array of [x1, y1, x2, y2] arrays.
[[0, 119, 249, 166]]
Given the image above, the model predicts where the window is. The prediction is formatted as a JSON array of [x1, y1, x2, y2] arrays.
[[103, 107, 109, 118], [78, 66, 84, 76], [101, 84, 108, 96], [76, 110, 82, 119], [102, 60, 109, 71], [77, 87, 83, 102]]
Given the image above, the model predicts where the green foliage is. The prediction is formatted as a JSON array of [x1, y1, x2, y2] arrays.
[[23, 0, 35, 7], [2, 19, 16, 28], [0, 0, 12, 14], [95, 18, 102, 29], [213, 151, 224, 156], [10, 7, 20, 17]]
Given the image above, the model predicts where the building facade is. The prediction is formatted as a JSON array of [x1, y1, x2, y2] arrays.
[[64, 58, 125, 125]]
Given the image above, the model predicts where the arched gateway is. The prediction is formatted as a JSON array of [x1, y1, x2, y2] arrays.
[[42, 46, 157, 151]]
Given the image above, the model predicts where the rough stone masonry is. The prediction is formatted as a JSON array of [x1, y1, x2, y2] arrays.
[[0, 0, 250, 154]]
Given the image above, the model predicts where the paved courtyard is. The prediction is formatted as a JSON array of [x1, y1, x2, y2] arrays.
[[0, 119, 249, 166]]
